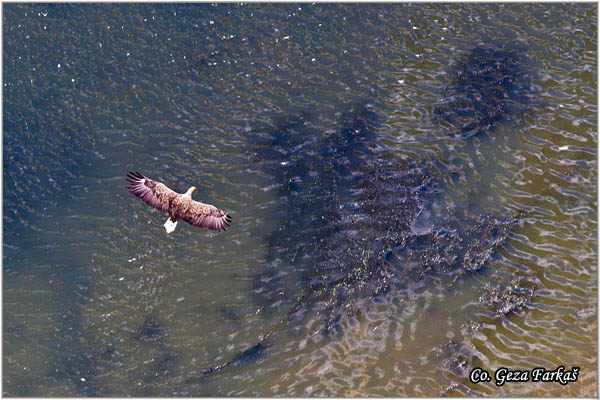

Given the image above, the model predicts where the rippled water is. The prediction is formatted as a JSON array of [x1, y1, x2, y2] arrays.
[[3, 3, 597, 397]]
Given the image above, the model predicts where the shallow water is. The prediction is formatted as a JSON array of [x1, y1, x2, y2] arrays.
[[3, 3, 597, 397]]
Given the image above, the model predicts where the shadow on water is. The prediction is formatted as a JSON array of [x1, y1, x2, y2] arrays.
[[191, 43, 542, 385]]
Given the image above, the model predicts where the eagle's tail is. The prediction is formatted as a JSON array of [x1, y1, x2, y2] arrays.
[[164, 218, 178, 234]]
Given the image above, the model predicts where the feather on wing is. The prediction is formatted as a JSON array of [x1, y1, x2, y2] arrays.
[[179, 200, 232, 232], [126, 171, 177, 214]]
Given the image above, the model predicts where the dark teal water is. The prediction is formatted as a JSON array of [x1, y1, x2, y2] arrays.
[[3, 3, 597, 396]]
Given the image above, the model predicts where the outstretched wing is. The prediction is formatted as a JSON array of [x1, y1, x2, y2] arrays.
[[126, 171, 177, 214], [180, 200, 232, 232]]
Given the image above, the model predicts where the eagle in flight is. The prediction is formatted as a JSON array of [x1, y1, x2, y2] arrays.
[[126, 172, 232, 233]]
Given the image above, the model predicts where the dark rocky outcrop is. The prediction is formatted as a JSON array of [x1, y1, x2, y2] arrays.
[[197, 44, 539, 380], [434, 44, 536, 138], [197, 102, 528, 379]]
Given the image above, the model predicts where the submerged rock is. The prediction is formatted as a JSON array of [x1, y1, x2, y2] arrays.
[[480, 275, 537, 317], [132, 315, 162, 342], [433, 44, 536, 138], [253, 104, 524, 332], [198, 99, 531, 378]]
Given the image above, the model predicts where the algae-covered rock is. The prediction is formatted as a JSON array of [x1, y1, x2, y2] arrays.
[[480, 275, 537, 317], [434, 44, 536, 138], [200, 43, 540, 377]]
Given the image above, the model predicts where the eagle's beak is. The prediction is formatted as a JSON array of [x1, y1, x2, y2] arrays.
[[191, 186, 197, 192]]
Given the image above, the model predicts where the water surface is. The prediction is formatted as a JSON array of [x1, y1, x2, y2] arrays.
[[3, 3, 597, 396]]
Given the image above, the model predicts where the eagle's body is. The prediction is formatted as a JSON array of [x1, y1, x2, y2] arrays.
[[126, 172, 231, 233]]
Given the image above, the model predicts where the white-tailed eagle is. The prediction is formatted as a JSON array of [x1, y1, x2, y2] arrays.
[[126, 172, 232, 233]]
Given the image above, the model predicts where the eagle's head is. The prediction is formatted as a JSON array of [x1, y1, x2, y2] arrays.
[[185, 186, 197, 197]]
